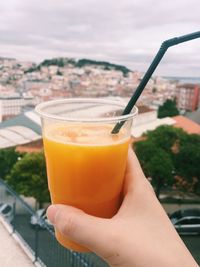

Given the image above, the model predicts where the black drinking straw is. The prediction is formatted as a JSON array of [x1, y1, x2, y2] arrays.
[[111, 31, 200, 134]]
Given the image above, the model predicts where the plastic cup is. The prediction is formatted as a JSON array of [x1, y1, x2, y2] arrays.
[[36, 98, 138, 252]]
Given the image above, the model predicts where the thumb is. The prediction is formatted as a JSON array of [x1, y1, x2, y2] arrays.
[[47, 204, 111, 254]]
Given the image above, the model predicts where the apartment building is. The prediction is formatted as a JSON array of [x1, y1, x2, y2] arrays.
[[176, 84, 200, 111], [0, 96, 35, 121]]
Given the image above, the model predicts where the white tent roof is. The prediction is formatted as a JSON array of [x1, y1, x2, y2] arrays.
[[132, 117, 176, 138], [0, 125, 41, 149]]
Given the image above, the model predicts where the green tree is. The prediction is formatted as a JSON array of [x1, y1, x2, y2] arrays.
[[6, 152, 50, 208], [0, 148, 23, 179], [133, 140, 157, 174], [146, 150, 174, 198], [134, 126, 200, 198], [174, 135, 200, 195], [146, 125, 187, 153], [158, 99, 179, 118], [134, 140, 174, 198], [76, 59, 130, 76]]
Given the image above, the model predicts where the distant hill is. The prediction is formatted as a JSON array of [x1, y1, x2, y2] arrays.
[[76, 59, 130, 76], [25, 57, 131, 76], [40, 58, 76, 67]]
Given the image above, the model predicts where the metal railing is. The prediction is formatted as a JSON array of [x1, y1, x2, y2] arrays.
[[0, 179, 108, 267]]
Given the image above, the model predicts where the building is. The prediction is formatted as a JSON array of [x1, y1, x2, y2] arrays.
[[0, 110, 41, 149], [175, 84, 200, 112], [0, 96, 35, 121]]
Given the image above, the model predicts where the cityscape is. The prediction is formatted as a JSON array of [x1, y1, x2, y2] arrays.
[[1, 0, 200, 266], [0, 56, 199, 121], [0, 54, 200, 267], [1, 0, 200, 265]]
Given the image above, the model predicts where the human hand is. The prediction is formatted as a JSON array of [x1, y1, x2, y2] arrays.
[[47, 149, 198, 267]]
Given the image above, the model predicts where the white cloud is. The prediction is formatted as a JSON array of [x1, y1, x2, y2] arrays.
[[0, 0, 200, 76]]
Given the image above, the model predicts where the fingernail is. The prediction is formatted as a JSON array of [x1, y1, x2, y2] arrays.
[[47, 205, 59, 224]]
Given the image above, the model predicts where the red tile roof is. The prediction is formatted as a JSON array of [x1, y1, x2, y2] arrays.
[[172, 115, 200, 135]]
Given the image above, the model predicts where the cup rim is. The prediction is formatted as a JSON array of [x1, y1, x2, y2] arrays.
[[35, 98, 138, 123]]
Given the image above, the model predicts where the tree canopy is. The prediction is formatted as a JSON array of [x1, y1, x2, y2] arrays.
[[0, 148, 23, 179], [134, 140, 174, 198], [145, 125, 186, 153], [76, 59, 130, 76], [6, 152, 50, 208], [174, 134, 200, 195], [158, 99, 179, 118], [134, 125, 200, 198], [25, 57, 130, 76]]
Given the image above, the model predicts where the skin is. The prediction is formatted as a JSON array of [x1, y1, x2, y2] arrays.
[[47, 149, 198, 267]]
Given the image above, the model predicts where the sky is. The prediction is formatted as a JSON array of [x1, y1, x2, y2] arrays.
[[0, 0, 200, 77]]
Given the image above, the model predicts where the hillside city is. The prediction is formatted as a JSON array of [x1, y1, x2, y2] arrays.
[[0, 57, 200, 122]]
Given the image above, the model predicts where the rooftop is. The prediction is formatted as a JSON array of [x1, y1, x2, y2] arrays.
[[0, 112, 41, 134], [173, 115, 200, 135], [0, 111, 41, 149], [0, 126, 40, 149], [132, 117, 175, 138]]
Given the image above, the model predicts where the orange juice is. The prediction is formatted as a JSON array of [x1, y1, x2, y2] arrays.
[[43, 123, 130, 251]]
